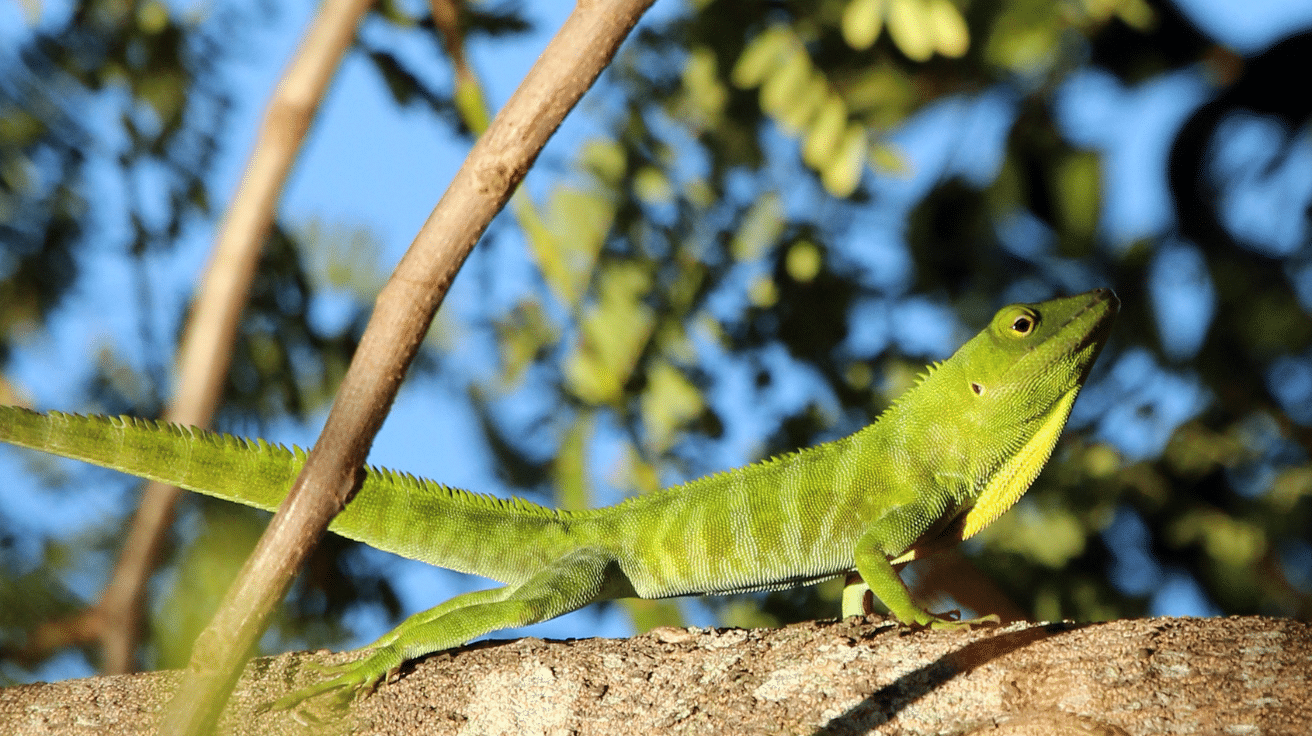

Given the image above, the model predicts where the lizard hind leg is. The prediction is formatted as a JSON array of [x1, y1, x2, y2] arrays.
[[270, 546, 622, 711]]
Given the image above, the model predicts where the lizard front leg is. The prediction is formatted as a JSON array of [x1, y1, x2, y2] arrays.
[[851, 526, 999, 630]]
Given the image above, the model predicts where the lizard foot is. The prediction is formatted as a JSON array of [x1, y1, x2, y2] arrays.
[[263, 647, 399, 714]]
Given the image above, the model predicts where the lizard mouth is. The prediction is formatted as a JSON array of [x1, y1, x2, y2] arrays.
[[1071, 288, 1119, 348], [1067, 289, 1119, 381]]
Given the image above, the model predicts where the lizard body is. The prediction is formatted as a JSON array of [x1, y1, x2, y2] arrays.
[[0, 288, 1118, 705]]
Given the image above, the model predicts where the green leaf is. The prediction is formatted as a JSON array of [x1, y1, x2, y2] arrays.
[[842, 0, 885, 51], [870, 141, 911, 176], [803, 94, 848, 169], [774, 69, 829, 135], [528, 187, 617, 306], [564, 263, 656, 404], [495, 300, 558, 387], [553, 414, 594, 511], [1056, 150, 1102, 246], [926, 0, 969, 58], [821, 123, 866, 197], [730, 26, 794, 89], [634, 166, 674, 205], [887, 0, 934, 62], [978, 503, 1087, 569], [682, 46, 728, 125], [136, 1, 169, 34], [785, 240, 823, 283], [759, 45, 812, 118], [579, 138, 627, 187], [641, 361, 704, 453], [154, 508, 264, 668], [730, 192, 785, 261]]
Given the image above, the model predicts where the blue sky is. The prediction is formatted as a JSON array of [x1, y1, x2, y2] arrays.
[[3, 0, 1312, 682]]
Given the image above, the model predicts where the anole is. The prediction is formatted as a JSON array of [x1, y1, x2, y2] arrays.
[[0, 288, 1117, 707]]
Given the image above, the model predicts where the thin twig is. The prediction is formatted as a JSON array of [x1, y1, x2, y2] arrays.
[[162, 1, 656, 732]]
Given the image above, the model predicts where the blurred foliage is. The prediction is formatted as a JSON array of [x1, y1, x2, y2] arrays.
[[3, 0, 1312, 685]]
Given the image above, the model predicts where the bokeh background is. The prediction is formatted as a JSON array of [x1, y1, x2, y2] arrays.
[[1, 0, 1310, 684]]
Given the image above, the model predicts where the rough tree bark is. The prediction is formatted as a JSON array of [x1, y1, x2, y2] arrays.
[[2, 615, 1306, 735]]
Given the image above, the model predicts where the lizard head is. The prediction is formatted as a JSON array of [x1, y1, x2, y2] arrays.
[[940, 288, 1119, 539], [972, 287, 1119, 403]]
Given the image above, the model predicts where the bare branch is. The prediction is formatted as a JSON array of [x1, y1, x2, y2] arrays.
[[161, 0, 657, 731], [84, 0, 377, 678]]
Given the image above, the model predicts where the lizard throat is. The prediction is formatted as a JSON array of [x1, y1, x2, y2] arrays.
[[959, 386, 1081, 540]]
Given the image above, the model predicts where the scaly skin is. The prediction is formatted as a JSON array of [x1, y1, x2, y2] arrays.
[[0, 288, 1118, 708]]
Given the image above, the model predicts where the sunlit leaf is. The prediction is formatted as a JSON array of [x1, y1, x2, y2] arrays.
[[15, 0, 40, 24], [869, 141, 911, 176], [842, 0, 884, 51], [495, 300, 558, 387], [564, 263, 655, 404], [926, 0, 969, 58], [730, 192, 784, 261], [730, 26, 794, 89], [641, 361, 704, 452], [843, 63, 914, 120], [759, 45, 812, 118], [785, 240, 822, 283], [531, 187, 617, 306], [985, 4, 1060, 72], [774, 69, 829, 135], [136, 1, 168, 34], [803, 94, 848, 169], [821, 123, 866, 197], [749, 275, 779, 307], [682, 46, 728, 125], [978, 503, 1087, 569], [1170, 510, 1268, 568], [154, 509, 263, 669], [553, 414, 593, 511], [1114, 0, 1156, 30], [634, 166, 674, 205], [887, 0, 934, 63], [579, 138, 627, 187]]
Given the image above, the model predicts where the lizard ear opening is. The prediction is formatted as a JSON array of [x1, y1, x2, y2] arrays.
[[970, 382, 985, 396]]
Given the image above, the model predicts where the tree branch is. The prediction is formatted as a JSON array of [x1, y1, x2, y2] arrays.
[[18, 0, 374, 677], [5, 616, 1307, 735], [162, 1, 656, 731]]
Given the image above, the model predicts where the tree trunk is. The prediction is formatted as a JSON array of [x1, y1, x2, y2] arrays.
[[2, 615, 1306, 735]]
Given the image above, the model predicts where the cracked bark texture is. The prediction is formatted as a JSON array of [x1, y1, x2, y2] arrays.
[[2, 615, 1307, 735]]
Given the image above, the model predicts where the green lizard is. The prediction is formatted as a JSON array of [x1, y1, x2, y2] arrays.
[[0, 288, 1116, 707]]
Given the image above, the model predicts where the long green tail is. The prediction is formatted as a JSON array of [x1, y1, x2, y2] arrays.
[[0, 407, 578, 585]]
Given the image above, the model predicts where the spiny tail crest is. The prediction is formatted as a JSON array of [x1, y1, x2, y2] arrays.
[[361, 465, 565, 520], [42, 409, 307, 459], [0, 407, 567, 522]]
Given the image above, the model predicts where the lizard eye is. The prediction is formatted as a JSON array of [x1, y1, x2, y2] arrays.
[[1010, 314, 1035, 336]]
